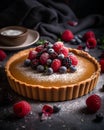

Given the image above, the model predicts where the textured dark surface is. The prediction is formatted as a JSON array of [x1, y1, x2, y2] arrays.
[[0, 28, 104, 130]]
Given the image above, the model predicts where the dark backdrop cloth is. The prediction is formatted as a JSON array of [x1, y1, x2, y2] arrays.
[[0, 0, 104, 42]]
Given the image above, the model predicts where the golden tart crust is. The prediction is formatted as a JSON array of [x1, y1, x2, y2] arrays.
[[5, 48, 101, 101]]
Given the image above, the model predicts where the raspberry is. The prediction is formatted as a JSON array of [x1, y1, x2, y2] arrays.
[[86, 94, 101, 113], [59, 47, 69, 57], [40, 52, 49, 65], [0, 49, 7, 61], [28, 50, 38, 60], [67, 21, 78, 26], [51, 59, 61, 72], [86, 37, 97, 49], [99, 59, 104, 73], [35, 45, 44, 52], [68, 54, 78, 66], [83, 31, 95, 41], [53, 41, 64, 53], [42, 105, 53, 116], [61, 30, 74, 42], [13, 100, 31, 118]]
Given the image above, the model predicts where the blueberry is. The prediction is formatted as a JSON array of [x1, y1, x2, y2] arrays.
[[59, 66, 67, 73], [53, 106, 61, 113], [37, 65, 44, 72], [47, 59, 52, 66], [45, 68, 53, 75], [24, 59, 31, 66], [58, 54, 64, 60], [70, 38, 77, 45], [46, 43, 53, 49], [96, 113, 104, 121], [74, 36, 82, 44], [70, 65, 77, 72], [48, 48, 54, 54]]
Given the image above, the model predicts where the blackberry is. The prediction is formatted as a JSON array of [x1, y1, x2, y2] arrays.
[[31, 59, 39, 69], [62, 57, 72, 68]]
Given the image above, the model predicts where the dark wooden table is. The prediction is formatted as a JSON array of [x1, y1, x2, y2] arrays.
[[0, 28, 104, 130]]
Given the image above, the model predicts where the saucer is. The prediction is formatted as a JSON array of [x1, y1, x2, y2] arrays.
[[0, 29, 39, 50]]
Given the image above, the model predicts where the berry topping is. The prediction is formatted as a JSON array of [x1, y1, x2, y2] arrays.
[[62, 57, 72, 68], [86, 37, 97, 49], [53, 41, 64, 53], [59, 66, 67, 73], [0, 49, 7, 61], [25, 41, 78, 75], [31, 59, 39, 69], [51, 59, 61, 72], [35, 45, 44, 52], [28, 50, 38, 60], [45, 67, 53, 75], [13, 100, 31, 118], [69, 65, 77, 72], [68, 53, 78, 66], [61, 30, 74, 42], [37, 65, 44, 72], [86, 94, 101, 113], [59, 47, 69, 57], [40, 52, 49, 65], [24, 59, 31, 66]]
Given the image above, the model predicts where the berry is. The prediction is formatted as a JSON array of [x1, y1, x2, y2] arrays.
[[45, 67, 53, 75], [99, 59, 104, 73], [53, 41, 64, 53], [47, 48, 54, 54], [86, 37, 97, 49], [96, 113, 104, 122], [24, 59, 31, 66], [68, 54, 78, 66], [40, 52, 49, 65], [51, 59, 61, 72], [47, 59, 52, 66], [37, 65, 44, 72], [0, 49, 7, 61], [13, 101, 31, 118], [28, 50, 38, 60], [42, 105, 53, 116], [83, 31, 95, 41], [59, 66, 67, 73], [61, 30, 74, 42], [67, 21, 78, 26], [59, 47, 69, 57], [31, 59, 39, 69], [46, 43, 53, 49], [53, 106, 61, 113], [58, 54, 64, 60], [69, 65, 77, 72], [62, 57, 72, 68], [86, 94, 101, 113], [35, 45, 44, 52]]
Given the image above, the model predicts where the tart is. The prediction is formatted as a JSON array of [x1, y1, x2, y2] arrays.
[[5, 41, 101, 101]]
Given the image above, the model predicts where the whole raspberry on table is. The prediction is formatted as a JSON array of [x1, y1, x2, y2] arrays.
[[0, 49, 7, 61], [86, 37, 97, 49], [83, 31, 95, 41], [86, 94, 101, 113], [13, 100, 31, 118], [99, 59, 104, 73], [61, 30, 74, 42]]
